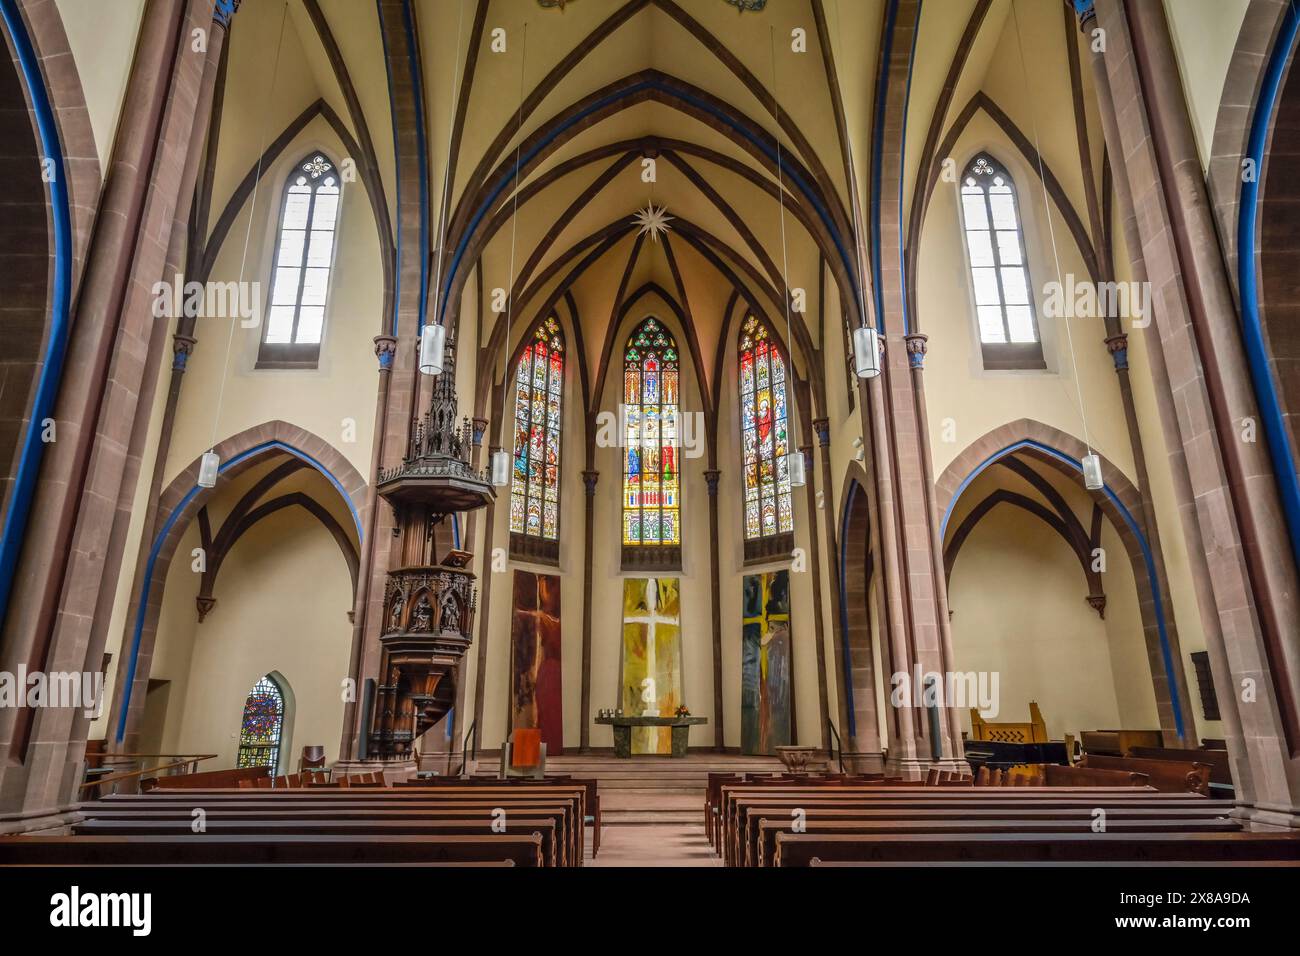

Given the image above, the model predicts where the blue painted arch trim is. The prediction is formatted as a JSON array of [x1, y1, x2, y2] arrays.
[[436, 77, 859, 329], [0, 0, 74, 631], [1238, 0, 1300, 573], [115, 440, 364, 742], [940, 439, 1185, 740]]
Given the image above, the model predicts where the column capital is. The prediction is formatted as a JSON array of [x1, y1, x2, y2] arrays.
[[904, 332, 929, 370], [214, 0, 242, 29], [812, 417, 831, 447], [1071, 0, 1096, 31], [581, 469, 600, 496], [1105, 332, 1129, 371], [373, 334, 398, 370], [471, 417, 489, 448], [171, 333, 197, 372], [800, 445, 814, 470], [703, 469, 721, 495]]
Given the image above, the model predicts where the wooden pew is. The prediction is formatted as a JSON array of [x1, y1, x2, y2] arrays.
[[0, 833, 544, 867], [717, 786, 1195, 866], [717, 790, 1175, 863], [89, 786, 586, 864], [745, 803, 1236, 867], [79, 804, 576, 866], [74, 817, 563, 867], [419, 775, 603, 856], [1128, 746, 1233, 794], [146, 766, 268, 790], [774, 831, 1300, 866], [1080, 753, 1211, 795]]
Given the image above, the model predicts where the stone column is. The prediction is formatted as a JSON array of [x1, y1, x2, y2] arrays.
[[812, 416, 852, 749], [0, 0, 229, 832], [704, 468, 725, 751], [338, 335, 397, 760], [799, 441, 832, 751], [579, 468, 598, 752], [1087, 0, 1300, 825], [903, 333, 967, 770]]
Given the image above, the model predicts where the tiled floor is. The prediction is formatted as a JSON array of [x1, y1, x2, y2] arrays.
[[586, 823, 721, 867]]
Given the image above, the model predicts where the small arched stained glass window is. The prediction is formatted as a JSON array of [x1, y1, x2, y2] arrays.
[[959, 154, 1043, 367], [739, 315, 793, 540], [509, 316, 564, 541], [623, 317, 680, 547], [259, 154, 341, 366], [236, 674, 285, 775]]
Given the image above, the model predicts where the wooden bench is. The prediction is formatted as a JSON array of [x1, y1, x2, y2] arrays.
[[717, 786, 1198, 866], [74, 816, 564, 867], [1128, 746, 1233, 795], [745, 803, 1237, 867], [1080, 753, 1211, 795], [774, 831, 1300, 866], [0, 833, 543, 866], [88, 786, 586, 864], [717, 785, 1175, 868], [422, 774, 603, 856]]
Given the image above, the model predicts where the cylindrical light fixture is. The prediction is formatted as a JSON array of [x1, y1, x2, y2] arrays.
[[786, 450, 806, 487], [198, 450, 220, 488], [853, 325, 881, 379], [1082, 452, 1104, 491], [491, 449, 511, 487], [419, 322, 446, 375]]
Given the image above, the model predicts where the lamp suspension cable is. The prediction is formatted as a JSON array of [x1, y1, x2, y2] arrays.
[[201, 0, 290, 487], [492, 21, 529, 486], [422, 0, 468, 377], [1009, 0, 1101, 486], [828, 0, 880, 378], [769, 26, 806, 486]]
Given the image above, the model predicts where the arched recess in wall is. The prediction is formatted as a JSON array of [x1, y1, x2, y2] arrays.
[[935, 419, 1188, 743], [106, 421, 367, 748], [0, 0, 100, 632], [837, 465, 880, 757], [195, 99, 395, 333], [908, 91, 1101, 336]]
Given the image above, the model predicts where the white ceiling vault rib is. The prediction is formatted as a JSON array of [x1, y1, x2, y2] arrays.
[[202, 0, 1107, 423]]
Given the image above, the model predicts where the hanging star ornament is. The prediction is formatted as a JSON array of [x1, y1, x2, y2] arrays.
[[633, 203, 675, 243]]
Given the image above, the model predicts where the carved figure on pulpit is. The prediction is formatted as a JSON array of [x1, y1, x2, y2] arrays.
[[439, 590, 461, 633], [411, 594, 432, 633], [388, 591, 405, 632], [640, 676, 657, 717]]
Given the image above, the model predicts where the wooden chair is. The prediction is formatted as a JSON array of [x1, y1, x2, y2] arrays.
[[299, 745, 327, 775]]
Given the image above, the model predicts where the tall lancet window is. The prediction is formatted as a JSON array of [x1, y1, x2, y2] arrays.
[[236, 674, 286, 775], [509, 316, 564, 563], [739, 315, 794, 559], [959, 153, 1045, 370], [259, 154, 342, 368], [622, 317, 681, 570]]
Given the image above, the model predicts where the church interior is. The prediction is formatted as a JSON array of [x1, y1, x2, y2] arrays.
[[2, 0, 1300, 886]]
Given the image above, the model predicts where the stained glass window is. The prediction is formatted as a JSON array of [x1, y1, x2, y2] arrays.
[[959, 154, 1038, 346], [509, 316, 564, 541], [622, 317, 680, 547], [235, 675, 285, 774], [259, 154, 341, 365], [739, 315, 793, 540]]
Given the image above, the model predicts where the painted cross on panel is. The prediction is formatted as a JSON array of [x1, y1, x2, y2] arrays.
[[621, 578, 682, 754]]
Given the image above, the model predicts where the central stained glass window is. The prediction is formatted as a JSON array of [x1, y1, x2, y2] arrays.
[[236, 675, 285, 774], [510, 316, 564, 541], [623, 317, 680, 546], [739, 315, 793, 539]]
